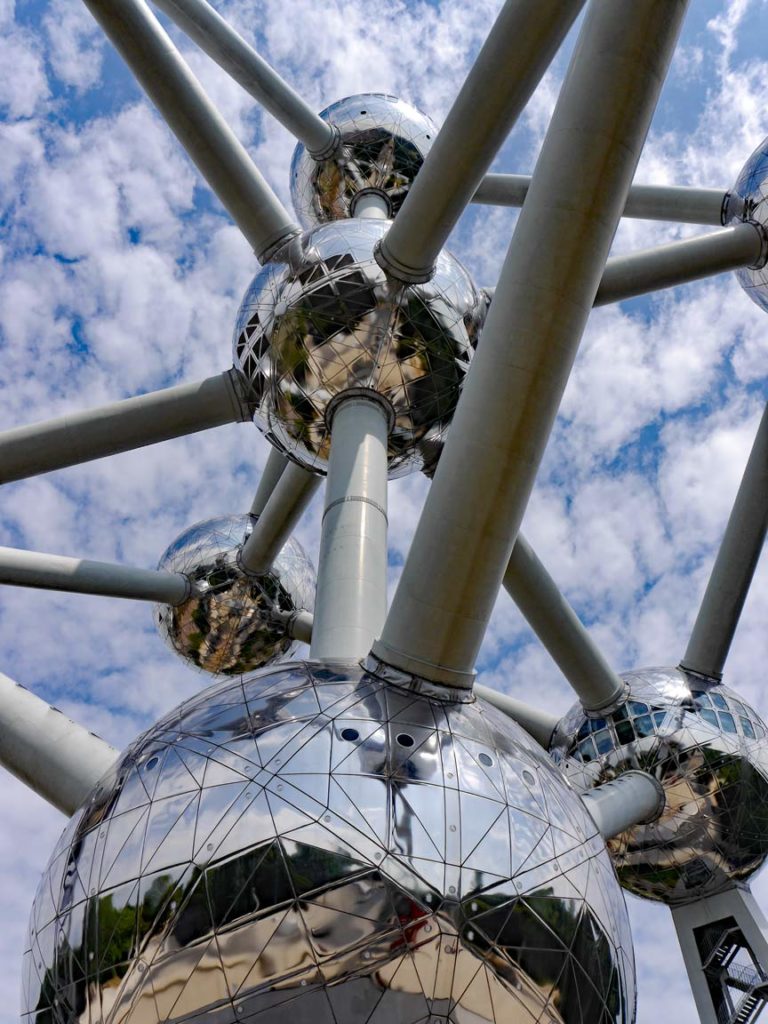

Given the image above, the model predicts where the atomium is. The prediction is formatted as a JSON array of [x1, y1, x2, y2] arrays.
[[290, 94, 436, 229], [550, 667, 768, 905], [24, 662, 636, 1024], [233, 217, 484, 476], [155, 515, 315, 675]]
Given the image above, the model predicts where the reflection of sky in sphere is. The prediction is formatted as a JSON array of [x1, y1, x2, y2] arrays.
[[233, 218, 484, 478], [551, 667, 768, 905], [155, 515, 316, 676], [729, 138, 768, 311], [25, 662, 635, 1024], [290, 94, 436, 228]]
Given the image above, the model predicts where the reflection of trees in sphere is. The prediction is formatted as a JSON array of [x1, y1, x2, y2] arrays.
[[290, 94, 436, 229], [25, 663, 635, 1024], [233, 218, 483, 477], [727, 138, 768, 310], [155, 516, 315, 676], [550, 667, 768, 905]]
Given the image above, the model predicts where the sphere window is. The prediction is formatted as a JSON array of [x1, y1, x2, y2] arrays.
[[478, 752, 493, 767], [651, 711, 667, 728], [742, 717, 757, 740], [613, 705, 629, 722], [691, 690, 711, 707], [578, 739, 596, 763], [589, 718, 607, 733], [396, 733, 415, 748], [615, 720, 635, 745], [341, 728, 360, 742], [145, 757, 159, 771], [629, 701, 650, 716], [711, 692, 729, 710], [719, 711, 738, 735], [594, 730, 614, 756], [699, 708, 718, 729]]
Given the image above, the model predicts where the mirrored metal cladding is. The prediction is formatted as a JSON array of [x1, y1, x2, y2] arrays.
[[729, 137, 768, 310], [155, 516, 315, 675], [550, 666, 768, 906], [233, 218, 484, 477], [290, 94, 436, 229], [24, 662, 636, 1024]]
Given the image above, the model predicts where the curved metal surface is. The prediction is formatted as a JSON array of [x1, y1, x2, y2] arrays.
[[232, 218, 484, 478], [728, 136, 768, 308], [24, 662, 635, 1023], [155, 515, 316, 675], [550, 666, 768, 906], [290, 94, 436, 228]]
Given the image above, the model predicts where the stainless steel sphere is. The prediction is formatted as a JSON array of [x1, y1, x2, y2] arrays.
[[25, 663, 636, 1024], [155, 515, 315, 675], [233, 218, 483, 477], [290, 94, 436, 229], [550, 666, 768, 906], [727, 138, 768, 310]]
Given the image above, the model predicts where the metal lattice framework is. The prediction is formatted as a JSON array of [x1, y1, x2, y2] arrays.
[[4, 2, 768, 1023]]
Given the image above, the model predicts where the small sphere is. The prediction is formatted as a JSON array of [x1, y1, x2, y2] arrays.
[[25, 662, 636, 1024], [233, 218, 483, 477], [728, 138, 768, 310], [550, 666, 768, 905], [290, 93, 436, 228], [155, 515, 315, 675]]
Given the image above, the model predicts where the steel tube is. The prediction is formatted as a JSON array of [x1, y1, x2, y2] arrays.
[[373, 0, 689, 689], [595, 222, 764, 306], [310, 395, 390, 661], [376, 0, 586, 282], [504, 535, 624, 710], [474, 174, 732, 225], [150, 0, 336, 157], [681, 402, 768, 681], [0, 671, 118, 816], [0, 371, 247, 484], [82, 0, 299, 260], [0, 547, 190, 605], [240, 461, 320, 574], [581, 770, 665, 839], [474, 684, 560, 748], [249, 447, 289, 517]]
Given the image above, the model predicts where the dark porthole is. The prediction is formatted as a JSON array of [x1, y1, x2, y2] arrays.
[[341, 728, 360, 742], [145, 756, 159, 771], [522, 769, 536, 786], [478, 752, 494, 767], [396, 733, 415, 748]]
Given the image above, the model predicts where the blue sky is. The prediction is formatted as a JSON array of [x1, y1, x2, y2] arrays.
[[2, 0, 768, 1020]]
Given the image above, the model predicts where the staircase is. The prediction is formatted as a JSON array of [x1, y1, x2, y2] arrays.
[[702, 926, 768, 1024]]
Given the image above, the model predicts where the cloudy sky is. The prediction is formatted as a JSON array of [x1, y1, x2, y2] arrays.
[[2, 0, 768, 1019]]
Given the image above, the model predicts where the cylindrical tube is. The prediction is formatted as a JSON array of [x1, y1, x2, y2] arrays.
[[151, 0, 336, 156], [595, 222, 764, 306], [681, 402, 768, 680], [0, 371, 247, 484], [249, 446, 289, 517], [0, 672, 118, 816], [0, 547, 190, 605], [581, 770, 665, 839], [82, 0, 298, 260], [310, 394, 390, 661], [376, 0, 586, 282], [474, 174, 730, 225], [373, 0, 690, 689], [474, 684, 560, 749], [504, 535, 625, 711], [240, 461, 320, 574]]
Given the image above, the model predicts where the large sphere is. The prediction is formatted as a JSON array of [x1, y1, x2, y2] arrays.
[[550, 667, 768, 905], [25, 663, 636, 1024], [155, 515, 315, 675], [290, 94, 436, 229], [728, 138, 768, 310], [233, 218, 483, 477]]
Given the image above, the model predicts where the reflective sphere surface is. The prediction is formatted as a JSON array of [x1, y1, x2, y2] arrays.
[[233, 219, 483, 477], [155, 516, 315, 675], [25, 663, 636, 1024], [728, 138, 768, 310], [550, 666, 768, 905], [290, 94, 436, 228]]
